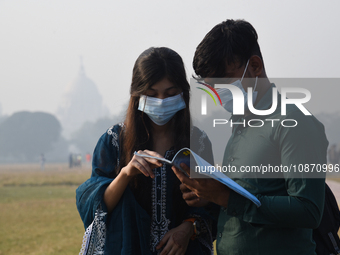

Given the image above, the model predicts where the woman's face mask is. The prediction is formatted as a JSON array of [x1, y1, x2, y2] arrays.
[[138, 93, 186, 126], [218, 60, 258, 113]]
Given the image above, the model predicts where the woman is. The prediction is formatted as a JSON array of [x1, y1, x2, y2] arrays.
[[76, 47, 215, 255]]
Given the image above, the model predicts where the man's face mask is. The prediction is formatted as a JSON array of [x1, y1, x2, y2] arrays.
[[138, 93, 186, 126], [218, 60, 258, 113]]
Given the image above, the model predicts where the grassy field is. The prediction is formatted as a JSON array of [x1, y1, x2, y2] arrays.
[[0, 163, 91, 255], [1, 164, 338, 255]]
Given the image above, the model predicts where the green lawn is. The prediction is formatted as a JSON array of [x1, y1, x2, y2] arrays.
[[0, 164, 91, 255], [3, 164, 336, 254], [0, 163, 219, 254]]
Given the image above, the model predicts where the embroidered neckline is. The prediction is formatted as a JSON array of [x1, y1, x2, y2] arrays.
[[150, 149, 174, 253]]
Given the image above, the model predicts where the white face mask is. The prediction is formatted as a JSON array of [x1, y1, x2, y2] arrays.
[[218, 60, 258, 113], [138, 93, 186, 126]]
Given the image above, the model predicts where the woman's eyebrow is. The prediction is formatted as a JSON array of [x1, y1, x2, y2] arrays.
[[164, 86, 178, 91], [148, 86, 177, 91]]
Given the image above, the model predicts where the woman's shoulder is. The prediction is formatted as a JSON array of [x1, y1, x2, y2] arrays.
[[106, 122, 125, 136], [98, 122, 125, 149]]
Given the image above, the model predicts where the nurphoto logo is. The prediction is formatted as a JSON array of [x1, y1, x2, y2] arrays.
[[197, 81, 312, 128]]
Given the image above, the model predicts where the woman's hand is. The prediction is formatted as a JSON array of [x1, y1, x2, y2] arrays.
[[104, 150, 163, 213], [121, 150, 163, 179], [156, 221, 193, 255]]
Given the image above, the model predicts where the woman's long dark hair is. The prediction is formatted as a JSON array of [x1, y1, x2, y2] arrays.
[[118, 47, 191, 218], [119, 47, 191, 171]]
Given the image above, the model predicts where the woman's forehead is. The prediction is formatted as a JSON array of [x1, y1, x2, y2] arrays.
[[148, 78, 178, 91]]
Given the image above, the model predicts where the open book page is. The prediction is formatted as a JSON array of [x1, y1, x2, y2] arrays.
[[133, 149, 192, 168], [134, 149, 261, 207], [133, 152, 172, 164], [189, 149, 261, 207]]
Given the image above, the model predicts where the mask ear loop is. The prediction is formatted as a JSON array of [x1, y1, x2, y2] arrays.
[[180, 92, 187, 108], [240, 59, 250, 82], [142, 95, 147, 112], [139, 95, 150, 145], [240, 60, 258, 92], [254, 76, 258, 91]]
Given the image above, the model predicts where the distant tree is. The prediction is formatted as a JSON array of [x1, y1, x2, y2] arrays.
[[0, 115, 7, 126], [45, 136, 70, 162], [0, 111, 61, 161], [70, 116, 123, 154]]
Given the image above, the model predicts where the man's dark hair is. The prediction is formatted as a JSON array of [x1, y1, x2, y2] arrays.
[[193, 19, 263, 78]]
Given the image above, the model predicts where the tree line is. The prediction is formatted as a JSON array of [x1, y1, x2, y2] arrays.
[[0, 111, 122, 163]]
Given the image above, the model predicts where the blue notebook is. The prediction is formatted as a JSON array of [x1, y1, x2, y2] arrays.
[[134, 148, 261, 207]]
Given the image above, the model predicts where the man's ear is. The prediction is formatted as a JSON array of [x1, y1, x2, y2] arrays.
[[249, 55, 263, 77]]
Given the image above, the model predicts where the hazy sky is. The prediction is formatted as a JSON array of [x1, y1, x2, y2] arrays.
[[1, 0, 339, 117]]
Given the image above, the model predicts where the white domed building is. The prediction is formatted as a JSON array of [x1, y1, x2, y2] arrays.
[[57, 62, 109, 138]]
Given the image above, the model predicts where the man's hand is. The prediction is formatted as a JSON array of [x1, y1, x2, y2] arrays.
[[180, 183, 210, 207], [172, 163, 230, 208]]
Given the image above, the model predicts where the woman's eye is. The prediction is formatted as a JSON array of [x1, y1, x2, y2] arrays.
[[166, 88, 180, 97], [166, 93, 177, 97], [146, 93, 156, 97]]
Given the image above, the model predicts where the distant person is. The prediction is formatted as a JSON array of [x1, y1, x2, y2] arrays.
[[85, 153, 91, 165], [40, 153, 45, 171], [72, 154, 78, 167], [77, 154, 82, 167], [76, 47, 215, 255], [69, 153, 73, 168]]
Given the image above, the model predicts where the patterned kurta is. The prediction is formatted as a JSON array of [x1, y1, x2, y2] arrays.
[[76, 123, 217, 255]]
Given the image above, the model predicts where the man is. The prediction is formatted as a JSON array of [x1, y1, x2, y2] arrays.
[[172, 19, 328, 254]]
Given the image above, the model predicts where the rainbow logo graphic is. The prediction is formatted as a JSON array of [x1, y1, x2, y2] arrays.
[[196, 82, 222, 106], [196, 82, 223, 115]]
